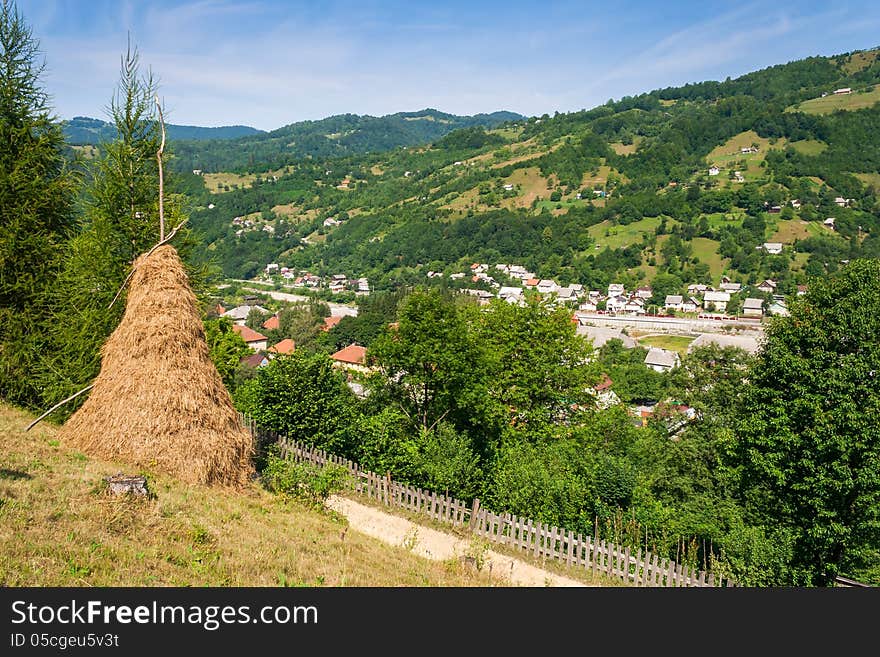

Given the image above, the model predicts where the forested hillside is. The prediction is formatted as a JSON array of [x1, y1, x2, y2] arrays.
[[174, 48, 880, 292], [62, 115, 264, 144], [168, 108, 523, 174]]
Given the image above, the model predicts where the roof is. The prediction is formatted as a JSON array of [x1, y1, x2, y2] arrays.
[[268, 338, 295, 355], [240, 353, 268, 368], [644, 347, 679, 369], [222, 304, 268, 320], [261, 315, 280, 331], [576, 325, 637, 349], [331, 344, 367, 365], [322, 315, 343, 331], [688, 333, 760, 355], [703, 291, 730, 302], [524, 278, 539, 286], [593, 373, 613, 392], [665, 295, 683, 305], [232, 324, 267, 344], [742, 298, 764, 310]]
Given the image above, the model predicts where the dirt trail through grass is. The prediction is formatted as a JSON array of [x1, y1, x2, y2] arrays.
[[326, 495, 592, 587]]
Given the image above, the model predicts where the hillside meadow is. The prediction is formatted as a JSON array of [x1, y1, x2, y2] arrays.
[[0, 403, 502, 587]]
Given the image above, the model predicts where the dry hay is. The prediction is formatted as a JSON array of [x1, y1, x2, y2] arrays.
[[59, 245, 253, 488]]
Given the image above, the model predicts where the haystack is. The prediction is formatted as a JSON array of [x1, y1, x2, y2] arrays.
[[59, 244, 254, 488]]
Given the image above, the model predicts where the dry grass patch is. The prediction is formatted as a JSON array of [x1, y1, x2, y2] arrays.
[[0, 404, 503, 587], [792, 86, 880, 115], [838, 49, 880, 74], [500, 166, 554, 209], [204, 169, 286, 194], [854, 172, 880, 190], [609, 138, 641, 156]]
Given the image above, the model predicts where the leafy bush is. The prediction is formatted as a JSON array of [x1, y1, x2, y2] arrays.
[[261, 453, 348, 507]]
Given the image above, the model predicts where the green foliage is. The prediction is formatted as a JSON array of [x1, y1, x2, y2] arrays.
[[0, 0, 78, 406], [234, 350, 356, 452], [734, 259, 880, 585], [261, 451, 348, 507], [204, 317, 251, 390]]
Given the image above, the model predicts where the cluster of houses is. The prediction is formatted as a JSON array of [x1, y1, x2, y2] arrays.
[[218, 302, 370, 383], [431, 263, 800, 319], [263, 264, 370, 296]]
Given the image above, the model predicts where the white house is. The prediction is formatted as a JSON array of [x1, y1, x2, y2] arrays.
[[833, 87, 852, 95], [605, 295, 629, 313], [664, 294, 684, 311], [762, 242, 783, 255], [644, 347, 680, 373], [497, 286, 524, 304], [607, 283, 626, 297], [742, 297, 764, 317], [702, 290, 731, 312], [757, 279, 777, 294], [708, 166, 720, 176], [537, 279, 558, 295]]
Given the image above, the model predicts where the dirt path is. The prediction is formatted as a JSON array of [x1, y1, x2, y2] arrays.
[[326, 495, 591, 587]]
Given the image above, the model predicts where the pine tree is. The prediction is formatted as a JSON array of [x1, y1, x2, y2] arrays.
[[0, 0, 78, 406]]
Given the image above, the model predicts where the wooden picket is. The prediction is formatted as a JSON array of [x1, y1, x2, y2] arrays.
[[242, 415, 738, 588]]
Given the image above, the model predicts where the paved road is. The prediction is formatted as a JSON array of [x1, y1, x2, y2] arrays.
[[235, 283, 359, 317]]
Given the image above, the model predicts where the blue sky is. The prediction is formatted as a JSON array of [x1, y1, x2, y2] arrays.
[[21, 0, 880, 131]]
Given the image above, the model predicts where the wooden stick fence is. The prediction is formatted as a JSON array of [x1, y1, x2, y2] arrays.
[[242, 415, 737, 587]]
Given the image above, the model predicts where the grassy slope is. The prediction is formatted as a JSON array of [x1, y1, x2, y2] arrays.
[[0, 403, 502, 587], [0, 403, 624, 588], [791, 86, 880, 115]]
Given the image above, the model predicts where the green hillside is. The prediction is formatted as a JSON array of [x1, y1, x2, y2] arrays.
[[167, 108, 523, 174], [162, 48, 880, 296], [62, 116, 264, 144]]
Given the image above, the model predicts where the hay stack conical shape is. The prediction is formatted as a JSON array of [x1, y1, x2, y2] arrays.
[[60, 244, 253, 488]]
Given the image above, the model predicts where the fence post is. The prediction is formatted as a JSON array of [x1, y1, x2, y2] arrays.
[[469, 498, 480, 530]]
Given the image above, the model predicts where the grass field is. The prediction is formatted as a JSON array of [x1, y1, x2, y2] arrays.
[[203, 168, 286, 194], [789, 139, 828, 156], [609, 138, 641, 156], [690, 237, 727, 280], [0, 404, 505, 586], [791, 86, 880, 115], [706, 130, 786, 184], [854, 172, 880, 190], [838, 49, 880, 74], [588, 216, 662, 251], [769, 218, 831, 243], [0, 403, 624, 588], [500, 166, 554, 209], [637, 334, 696, 354]]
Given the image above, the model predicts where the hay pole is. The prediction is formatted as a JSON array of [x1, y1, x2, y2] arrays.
[[156, 95, 166, 242], [107, 216, 188, 310], [25, 384, 94, 432]]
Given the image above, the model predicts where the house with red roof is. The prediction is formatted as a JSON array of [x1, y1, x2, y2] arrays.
[[262, 314, 280, 331], [330, 343, 370, 374], [322, 315, 343, 331], [232, 324, 268, 351], [268, 338, 295, 356]]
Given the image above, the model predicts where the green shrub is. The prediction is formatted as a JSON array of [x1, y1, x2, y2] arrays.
[[261, 454, 348, 507]]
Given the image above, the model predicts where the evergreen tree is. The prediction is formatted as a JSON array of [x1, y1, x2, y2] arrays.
[[0, 0, 78, 406], [39, 40, 204, 415]]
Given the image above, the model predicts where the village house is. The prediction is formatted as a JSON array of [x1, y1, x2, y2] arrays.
[[330, 344, 370, 374], [322, 315, 343, 331], [757, 279, 778, 294], [834, 87, 852, 95], [761, 242, 783, 255], [719, 281, 742, 293], [240, 352, 269, 369], [623, 297, 646, 315], [702, 290, 731, 312], [824, 217, 836, 229], [687, 283, 709, 296], [635, 285, 653, 300], [268, 338, 295, 356], [644, 347, 680, 373], [708, 166, 720, 176], [261, 314, 280, 332], [605, 295, 629, 313], [537, 279, 558, 295], [664, 294, 684, 312], [742, 297, 765, 318], [222, 304, 269, 326], [232, 324, 268, 351], [497, 286, 524, 304], [588, 374, 621, 410], [607, 283, 625, 297]]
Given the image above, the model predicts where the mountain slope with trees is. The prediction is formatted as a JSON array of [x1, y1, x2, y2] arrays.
[[175, 47, 880, 294]]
